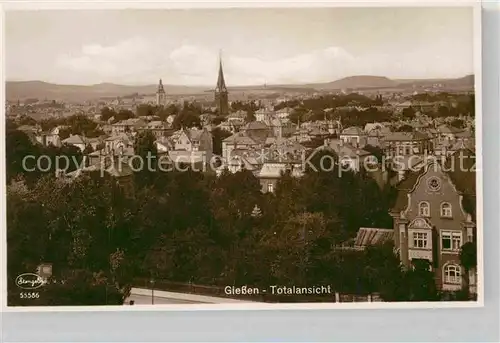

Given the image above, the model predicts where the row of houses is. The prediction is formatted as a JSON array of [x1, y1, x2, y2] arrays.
[[214, 117, 477, 296]]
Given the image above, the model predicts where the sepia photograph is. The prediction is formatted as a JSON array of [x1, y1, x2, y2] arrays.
[[3, 4, 481, 308]]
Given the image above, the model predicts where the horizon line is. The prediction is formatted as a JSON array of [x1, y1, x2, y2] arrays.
[[5, 73, 474, 89]]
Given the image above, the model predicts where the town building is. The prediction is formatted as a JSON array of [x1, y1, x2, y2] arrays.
[[389, 149, 476, 295], [339, 126, 368, 148], [156, 79, 166, 106], [214, 55, 229, 115]]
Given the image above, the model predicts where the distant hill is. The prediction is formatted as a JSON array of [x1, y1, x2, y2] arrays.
[[5, 81, 209, 101], [6, 75, 474, 102], [308, 75, 399, 90]]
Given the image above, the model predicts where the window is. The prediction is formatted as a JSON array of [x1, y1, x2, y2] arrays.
[[452, 233, 462, 250], [412, 232, 428, 248], [444, 264, 462, 284], [427, 177, 441, 191], [441, 231, 462, 251], [418, 201, 430, 217], [267, 183, 274, 193], [441, 202, 452, 218]]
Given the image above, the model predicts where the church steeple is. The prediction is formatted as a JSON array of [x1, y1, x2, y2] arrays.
[[214, 51, 229, 115], [156, 78, 166, 106]]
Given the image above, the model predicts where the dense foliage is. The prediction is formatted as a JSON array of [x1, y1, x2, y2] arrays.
[[6, 130, 443, 305]]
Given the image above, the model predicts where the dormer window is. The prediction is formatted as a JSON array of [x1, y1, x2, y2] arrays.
[[440, 202, 452, 218], [418, 201, 430, 217]]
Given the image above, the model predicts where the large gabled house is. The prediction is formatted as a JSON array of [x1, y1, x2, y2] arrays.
[[389, 148, 477, 295]]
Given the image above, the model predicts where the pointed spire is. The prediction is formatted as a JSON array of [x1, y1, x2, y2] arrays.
[[216, 50, 227, 93], [157, 78, 165, 93]]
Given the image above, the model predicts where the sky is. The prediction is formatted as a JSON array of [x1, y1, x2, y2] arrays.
[[5, 7, 474, 86]]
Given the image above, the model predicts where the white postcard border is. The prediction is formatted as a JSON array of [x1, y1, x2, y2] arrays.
[[0, 0, 485, 313]]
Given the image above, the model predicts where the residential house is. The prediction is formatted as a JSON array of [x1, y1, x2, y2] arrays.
[[340, 126, 367, 148], [36, 126, 63, 147], [62, 134, 87, 151], [167, 127, 213, 167], [268, 118, 295, 138], [320, 138, 378, 173], [382, 131, 434, 179], [200, 113, 217, 126], [366, 125, 391, 147], [228, 110, 247, 122], [104, 134, 133, 154], [276, 107, 292, 120], [389, 149, 476, 294], [216, 149, 262, 176], [140, 120, 170, 139], [222, 131, 262, 161], [437, 124, 465, 146], [257, 161, 303, 193], [382, 132, 433, 158], [218, 119, 244, 133], [173, 127, 212, 153], [111, 118, 147, 135], [255, 108, 273, 122], [155, 136, 173, 153]]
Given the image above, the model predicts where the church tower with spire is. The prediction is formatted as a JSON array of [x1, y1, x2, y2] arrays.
[[156, 79, 166, 106], [214, 53, 229, 115]]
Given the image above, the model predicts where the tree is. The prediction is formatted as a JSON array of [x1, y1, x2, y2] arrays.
[[211, 127, 232, 156], [402, 106, 416, 120], [173, 110, 201, 129], [133, 130, 159, 187], [157, 104, 179, 121], [437, 105, 450, 118], [363, 145, 384, 162], [245, 111, 256, 123], [449, 118, 465, 129], [5, 128, 42, 185], [100, 107, 117, 122], [115, 109, 135, 122], [136, 104, 157, 117], [363, 243, 407, 301], [459, 241, 477, 300], [405, 259, 439, 301], [83, 144, 94, 155], [395, 124, 413, 132], [289, 108, 307, 124]]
